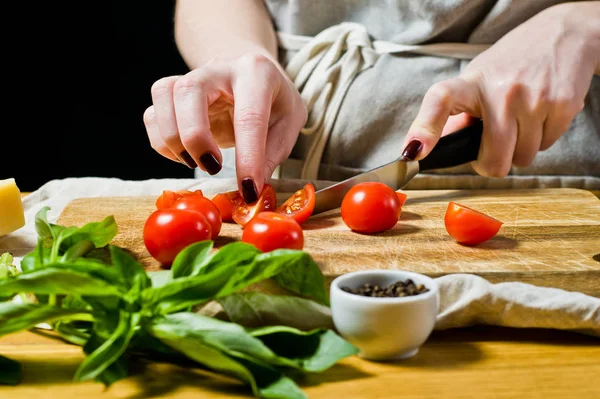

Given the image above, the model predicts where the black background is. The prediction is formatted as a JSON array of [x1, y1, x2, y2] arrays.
[[1, 1, 195, 192]]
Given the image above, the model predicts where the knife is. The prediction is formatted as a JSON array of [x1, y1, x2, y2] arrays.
[[312, 118, 484, 214]]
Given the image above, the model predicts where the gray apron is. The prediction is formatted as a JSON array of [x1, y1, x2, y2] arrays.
[[198, 0, 600, 190]]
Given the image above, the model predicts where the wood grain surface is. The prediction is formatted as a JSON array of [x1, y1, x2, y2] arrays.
[[56, 188, 600, 296], [1, 327, 598, 399]]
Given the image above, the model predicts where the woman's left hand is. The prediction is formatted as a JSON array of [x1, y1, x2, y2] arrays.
[[401, 2, 600, 177]]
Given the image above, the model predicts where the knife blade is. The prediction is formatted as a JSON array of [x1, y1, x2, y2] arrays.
[[312, 119, 484, 214]]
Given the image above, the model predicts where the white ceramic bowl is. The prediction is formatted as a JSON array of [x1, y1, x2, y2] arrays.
[[330, 270, 439, 361]]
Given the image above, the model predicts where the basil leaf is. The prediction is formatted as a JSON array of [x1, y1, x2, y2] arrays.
[[271, 251, 328, 305], [74, 310, 139, 384], [141, 242, 261, 313], [234, 355, 307, 399], [0, 354, 21, 385], [57, 215, 118, 251], [0, 268, 125, 298], [20, 244, 48, 272], [34, 206, 63, 240], [109, 245, 151, 292], [250, 326, 359, 373], [54, 320, 93, 346], [171, 240, 214, 279], [0, 302, 91, 336], [147, 314, 307, 399], [147, 270, 172, 289], [218, 292, 334, 330]]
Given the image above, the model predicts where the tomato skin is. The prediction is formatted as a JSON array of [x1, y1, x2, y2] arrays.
[[242, 212, 304, 252], [395, 191, 408, 207], [173, 196, 222, 239], [444, 202, 503, 245], [156, 189, 203, 209], [211, 191, 239, 223], [232, 184, 277, 226], [143, 208, 212, 267], [341, 182, 401, 234], [276, 183, 316, 225]]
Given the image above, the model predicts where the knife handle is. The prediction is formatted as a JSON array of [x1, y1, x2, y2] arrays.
[[417, 118, 483, 172]]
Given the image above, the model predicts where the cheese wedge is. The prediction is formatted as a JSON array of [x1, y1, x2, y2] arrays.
[[0, 178, 26, 236]]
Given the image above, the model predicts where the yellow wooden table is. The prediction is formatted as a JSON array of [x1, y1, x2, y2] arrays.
[[1, 326, 598, 399], [3, 191, 598, 399]]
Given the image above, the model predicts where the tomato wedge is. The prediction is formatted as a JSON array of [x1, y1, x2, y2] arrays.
[[444, 202, 503, 245], [232, 184, 277, 226], [155, 189, 203, 209], [211, 191, 240, 223], [395, 191, 408, 207], [276, 183, 316, 225]]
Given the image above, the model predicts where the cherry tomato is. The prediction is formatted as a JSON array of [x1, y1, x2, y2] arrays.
[[143, 208, 212, 267], [211, 191, 240, 223], [395, 191, 408, 207], [173, 196, 222, 239], [242, 211, 304, 252], [341, 182, 401, 234], [155, 189, 203, 209], [232, 184, 277, 226], [444, 202, 503, 245], [276, 183, 316, 225]]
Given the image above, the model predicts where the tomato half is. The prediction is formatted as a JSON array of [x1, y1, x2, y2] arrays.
[[395, 191, 408, 207], [276, 183, 316, 225], [211, 191, 240, 223], [143, 208, 212, 267], [444, 202, 503, 245], [155, 189, 203, 209], [173, 196, 222, 239], [341, 182, 401, 234], [242, 211, 304, 252], [232, 184, 277, 226]]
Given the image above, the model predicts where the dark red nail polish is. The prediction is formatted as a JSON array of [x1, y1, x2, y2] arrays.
[[241, 178, 258, 204], [179, 151, 197, 169], [401, 140, 423, 161], [199, 152, 222, 175]]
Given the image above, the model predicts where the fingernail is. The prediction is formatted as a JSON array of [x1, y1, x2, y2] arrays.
[[401, 140, 423, 161], [178, 151, 197, 169], [199, 152, 222, 175], [241, 178, 258, 204]]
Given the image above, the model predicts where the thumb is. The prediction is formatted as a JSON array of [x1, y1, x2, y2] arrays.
[[402, 78, 481, 161]]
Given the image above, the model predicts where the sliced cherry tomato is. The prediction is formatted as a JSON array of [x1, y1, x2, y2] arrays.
[[155, 189, 203, 209], [276, 183, 316, 225], [143, 208, 212, 267], [211, 191, 240, 223], [242, 211, 304, 252], [395, 191, 408, 207], [173, 196, 222, 239], [341, 182, 401, 234], [444, 202, 503, 245], [232, 184, 277, 226]]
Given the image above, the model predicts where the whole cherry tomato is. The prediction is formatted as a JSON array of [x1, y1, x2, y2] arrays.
[[341, 182, 401, 234], [172, 196, 222, 239], [242, 211, 304, 252], [444, 202, 503, 245], [143, 208, 212, 267], [276, 183, 316, 225], [232, 184, 277, 226]]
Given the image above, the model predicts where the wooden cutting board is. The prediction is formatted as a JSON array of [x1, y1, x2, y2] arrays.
[[57, 188, 600, 297]]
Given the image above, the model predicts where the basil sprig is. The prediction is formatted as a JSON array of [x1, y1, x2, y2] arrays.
[[0, 206, 356, 398]]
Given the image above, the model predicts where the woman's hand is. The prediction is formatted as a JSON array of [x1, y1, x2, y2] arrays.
[[401, 2, 600, 177], [143, 54, 307, 203]]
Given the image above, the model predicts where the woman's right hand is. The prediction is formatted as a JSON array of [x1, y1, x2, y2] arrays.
[[143, 54, 307, 204]]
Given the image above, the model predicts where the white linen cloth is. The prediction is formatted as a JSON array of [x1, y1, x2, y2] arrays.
[[1, 177, 598, 337]]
